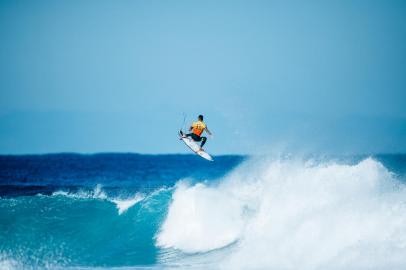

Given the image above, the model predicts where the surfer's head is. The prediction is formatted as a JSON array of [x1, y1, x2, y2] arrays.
[[198, 115, 204, 121]]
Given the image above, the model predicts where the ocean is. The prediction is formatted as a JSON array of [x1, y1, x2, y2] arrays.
[[0, 153, 405, 269]]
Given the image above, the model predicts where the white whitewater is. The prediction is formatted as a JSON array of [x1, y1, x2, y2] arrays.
[[112, 193, 145, 215], [52, 185, 145, 215], [157, 157, 406, 269]]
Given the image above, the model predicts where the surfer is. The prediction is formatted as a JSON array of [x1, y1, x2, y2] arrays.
[[180, 115, 212, 151]]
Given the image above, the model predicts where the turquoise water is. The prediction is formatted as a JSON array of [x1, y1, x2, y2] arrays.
[[1, 154, 406, 269]]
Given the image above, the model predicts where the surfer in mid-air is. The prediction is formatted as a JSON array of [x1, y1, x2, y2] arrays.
[[180, 115, 212, 151]]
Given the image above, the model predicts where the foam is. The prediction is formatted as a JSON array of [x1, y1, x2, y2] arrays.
[[112, 193, 145, 215], [0, 258, 18, 270], [156, 181, 247, 253], [51, 184, 145, 215], [157, 157, 406, 269]]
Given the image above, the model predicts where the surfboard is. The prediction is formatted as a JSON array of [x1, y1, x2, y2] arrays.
[[179, 131, 214, 161]]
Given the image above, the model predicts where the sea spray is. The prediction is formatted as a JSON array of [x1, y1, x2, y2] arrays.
[[157, 157, 406, 269]]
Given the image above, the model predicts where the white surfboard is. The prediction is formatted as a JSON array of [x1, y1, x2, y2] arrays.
[[179, 131, 214, 161]]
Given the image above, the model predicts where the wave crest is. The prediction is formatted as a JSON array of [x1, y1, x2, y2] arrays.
[[51, 184, 145, 215]]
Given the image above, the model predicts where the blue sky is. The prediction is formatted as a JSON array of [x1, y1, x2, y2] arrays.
[[0, 0, 405, 154]]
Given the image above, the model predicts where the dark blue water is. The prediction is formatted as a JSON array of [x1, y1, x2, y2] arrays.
[[0, 153, 244, 197], [0, 153, 405, 269]]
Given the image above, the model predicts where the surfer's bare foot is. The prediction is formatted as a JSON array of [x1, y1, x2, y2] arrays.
[[199, 148, 204, 151]]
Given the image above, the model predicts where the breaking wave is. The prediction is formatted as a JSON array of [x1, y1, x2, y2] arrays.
[[1, 156, 406, 269], [157, 157, 406, 269]]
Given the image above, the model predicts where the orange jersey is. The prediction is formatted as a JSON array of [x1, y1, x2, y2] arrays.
[[191, 121, 206, 136]]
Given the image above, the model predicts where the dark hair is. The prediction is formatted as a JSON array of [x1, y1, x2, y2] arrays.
[[198, 115, 204, 121]]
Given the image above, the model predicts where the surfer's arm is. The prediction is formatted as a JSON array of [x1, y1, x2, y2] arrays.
[[189, 126, 193, 131], [205, 127, 212, 136]]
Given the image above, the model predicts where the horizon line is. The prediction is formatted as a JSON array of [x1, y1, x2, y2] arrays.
[[0, 151, 405, 157]]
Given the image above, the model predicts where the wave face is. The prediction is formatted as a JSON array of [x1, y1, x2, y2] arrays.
[[1, 154, 406, 269], [0, 187, 171, 269]]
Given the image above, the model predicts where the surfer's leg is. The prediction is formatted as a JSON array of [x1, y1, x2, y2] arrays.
[[200, 137, 207, 147], [191, 134, 202, 142]]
